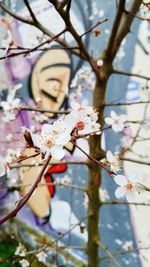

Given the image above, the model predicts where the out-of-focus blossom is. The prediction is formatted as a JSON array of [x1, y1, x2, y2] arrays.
[[122, 240, 133, 251], [99, 188, 110, 201], [1, 30, 13, 55], [36, 251, 47, 264], [1, 83, 22, 122], [0, 155, 7, 176], [15, 243, 27, 257], [19, 259, 29, 267]]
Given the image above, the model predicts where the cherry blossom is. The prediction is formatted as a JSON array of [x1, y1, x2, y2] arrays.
[[19, 259, 29, 267], [99, 188, 110, 201], [31, 112, 48, 123], [5, 148, 22, 164], [0, 155, 7, 176], [68, 101, 100, 134], [1, 83, 22, 121], [114, 175, 145, 202], [122, 240, 133, 251], [105, 111, 126, 132], [106, 151, 121, 172], [1, 30, 13, 55], [31, 123, 71, 160], [36, 251, 47, 264], [15, 243, 27, 257]]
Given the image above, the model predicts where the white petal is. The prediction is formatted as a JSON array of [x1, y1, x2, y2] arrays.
[[114, 175, 127, 186], [70, 101, 79, 110], [106, 151, 114, 163], [115, 186, 126, 198], [41, 124, 53, 134], [56, 132, 71, 145], [50, 145, 65, 160], [126, 192, 136, 202], [105, 117, 113, 125], [112, 123, 123, 132], [64, 112, 77, 128], [14, 98, 21, 107], [120, 114, 126, 122], [31, 134, 41, 148], [111, 111, 117, 119]]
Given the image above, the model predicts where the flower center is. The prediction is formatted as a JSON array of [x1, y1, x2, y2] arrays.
[[76, 121, 85, 130], [126, 182, 133, 191], [114, 118, 120, 124], [40, 134, 54, 148]]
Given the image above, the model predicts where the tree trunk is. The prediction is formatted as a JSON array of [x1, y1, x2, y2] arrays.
[[87, 63, 111, 267]]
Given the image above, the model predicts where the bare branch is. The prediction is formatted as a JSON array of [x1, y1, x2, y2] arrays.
[[102, 201, 150, 206], [0, 3, 34, 25], [107, 0, 142, 60], [80, 19, 108, 39], [125, 9, 150, 21], [120, 156, 150, 166], [0, 155, 51, 225], [0, 3, 83, 59], [105, 0, 126, 59], [16, 105, 70, 114], [103, 100, 150, 107], [23, 0, 39, 23], [98, 241, 121, 267], [71, 140, 115, 176], [113, 68, 150, 80]]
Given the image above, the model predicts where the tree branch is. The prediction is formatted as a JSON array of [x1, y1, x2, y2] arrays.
[[0, 3, 83, 59], [0, 3, 34, 25], [0, 155, 51, 225], [113, 68, 150, 80], [120, 156, 150, 166], [105, 0, 126, 59]]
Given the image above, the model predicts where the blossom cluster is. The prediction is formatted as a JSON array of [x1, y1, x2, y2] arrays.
[[29, 101, 100, 160]]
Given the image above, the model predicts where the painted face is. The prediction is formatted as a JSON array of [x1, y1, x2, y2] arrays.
[[30, 49, 71, 117]]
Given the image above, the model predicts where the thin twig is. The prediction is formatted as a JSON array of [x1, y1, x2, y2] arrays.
[[113, 68, 150, 80], [98, 241, 121, 267], [71, 140, 115, 176], [80, 19, 108, 38]]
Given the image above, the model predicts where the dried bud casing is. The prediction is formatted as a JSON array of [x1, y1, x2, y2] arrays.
[[24, 130, 34, 148]]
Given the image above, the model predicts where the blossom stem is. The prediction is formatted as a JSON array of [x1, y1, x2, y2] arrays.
[[0, 155, 51, 225], [71, 140, 114, 175]]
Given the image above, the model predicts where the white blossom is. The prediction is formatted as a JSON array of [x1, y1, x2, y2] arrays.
[[1, 83, 22, 121], [105, 111, 126, 132], [6, 133, 13, 142], [99, 188, 110, 201], [122, 241, 133, 251], [32, 112, 48, 123], [1, 30, 13, 55], [68, 101, 100, 134], [83, 193, 89, 208], [61, 175, 71, 184], [31, 123, 71, 160], [106, 151, 121, 172], [29, 104, 100, 159], [114, 175, 145, 202], [36, 251, 47, 263], [15, 243, 27, 257], [5, 148, 22, 164], [19, 259, 29, 267], [0, 155, 7, 176]]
